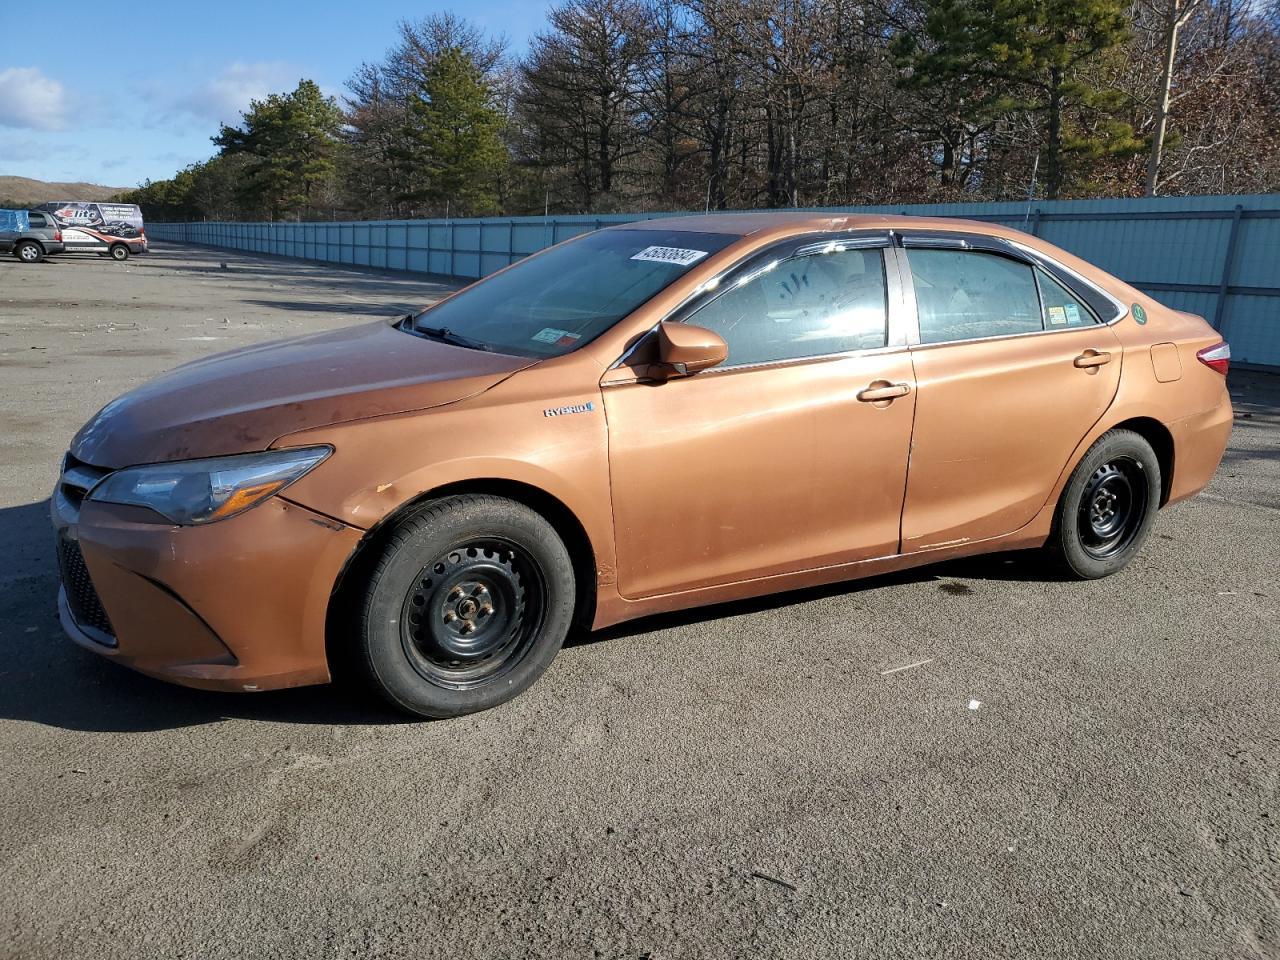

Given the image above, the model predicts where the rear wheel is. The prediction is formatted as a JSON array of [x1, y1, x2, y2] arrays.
[[14, 241, 42, 263], [357, 495, 575, 718], [1049, 429, 1161, 579], [109, 244, 130, 261]]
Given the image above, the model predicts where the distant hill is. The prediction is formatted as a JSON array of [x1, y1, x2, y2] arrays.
[[0, 176, 132, 208]]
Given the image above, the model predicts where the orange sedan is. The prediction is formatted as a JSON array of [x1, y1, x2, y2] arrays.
[[53, 214, 1233, 717]]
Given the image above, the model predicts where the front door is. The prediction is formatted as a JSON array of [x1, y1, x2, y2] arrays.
[[603, 238, 917, 599], [897, 243, 1124, 552]]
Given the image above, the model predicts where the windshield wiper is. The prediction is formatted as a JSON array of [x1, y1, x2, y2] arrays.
[[407, 317, 493, 352]]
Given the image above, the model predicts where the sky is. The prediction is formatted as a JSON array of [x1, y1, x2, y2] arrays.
[[0, 0, 552, 188]]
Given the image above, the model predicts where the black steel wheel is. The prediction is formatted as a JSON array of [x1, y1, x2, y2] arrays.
[[358, 495, 576, 718], [1051, 428, 1161, 579], [1077, 457, 1148, 561], [399, 539, 545, 690]]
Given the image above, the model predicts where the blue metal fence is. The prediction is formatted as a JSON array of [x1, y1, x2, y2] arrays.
[[148, 194, 1280, 367]]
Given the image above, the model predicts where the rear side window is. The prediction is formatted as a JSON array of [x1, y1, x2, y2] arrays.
[[686, 247, 889, 366], [909, 250, 1042, 344], [1037, 267, 1096, 328], [27, 213, 46, 228]]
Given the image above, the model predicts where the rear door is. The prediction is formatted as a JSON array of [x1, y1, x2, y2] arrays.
[[897, 236, 1124, 552]]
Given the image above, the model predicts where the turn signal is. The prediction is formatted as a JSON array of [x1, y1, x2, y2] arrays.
[[1196, 342, 1230, 376]]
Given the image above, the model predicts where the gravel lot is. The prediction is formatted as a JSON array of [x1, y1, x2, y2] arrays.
[[1, 243, 1276, 960]]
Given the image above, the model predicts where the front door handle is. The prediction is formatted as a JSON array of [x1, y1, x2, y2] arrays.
[[1074, 350, 1113, 368], [857, 381, 911, 402]]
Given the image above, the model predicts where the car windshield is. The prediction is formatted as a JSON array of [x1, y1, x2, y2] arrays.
[[409, 228, 739, 358]]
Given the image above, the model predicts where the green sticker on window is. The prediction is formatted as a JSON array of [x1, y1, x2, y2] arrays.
[[1132, 303, 1147, 324]]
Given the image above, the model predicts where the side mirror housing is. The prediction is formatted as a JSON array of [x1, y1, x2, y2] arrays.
[[656, 322, 727, 377]]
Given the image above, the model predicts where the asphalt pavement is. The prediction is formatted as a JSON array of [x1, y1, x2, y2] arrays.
[[0, 244, 1276, 960]]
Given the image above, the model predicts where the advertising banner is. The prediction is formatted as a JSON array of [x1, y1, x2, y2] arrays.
[[34, 201, 145, 248]]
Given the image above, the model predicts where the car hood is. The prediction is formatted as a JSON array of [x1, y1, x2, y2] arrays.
[[72, 320, 536, 467]]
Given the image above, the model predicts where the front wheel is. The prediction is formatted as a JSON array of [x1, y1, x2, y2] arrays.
[[357, 495, 576, 718], [109, 244, 130, 261], [1049, 428, 1161, 579]]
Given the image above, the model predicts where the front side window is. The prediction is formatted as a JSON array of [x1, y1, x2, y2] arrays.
[[684, 247, 888, 366], [410, 228, 738, 358], [910, 250, 1042, 344]]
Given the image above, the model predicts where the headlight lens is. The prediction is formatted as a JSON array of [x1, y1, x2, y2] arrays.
[[88, 446, 331, 525]]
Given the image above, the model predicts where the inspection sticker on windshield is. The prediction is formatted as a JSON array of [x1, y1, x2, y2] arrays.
[[532, 327, 571, 344], [630, 245, 709, 267]]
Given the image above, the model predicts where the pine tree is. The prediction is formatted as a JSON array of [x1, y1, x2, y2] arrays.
[[895, 0, 1141, 198], [213, 80, 344, 218], [403, 48, 508, 216]]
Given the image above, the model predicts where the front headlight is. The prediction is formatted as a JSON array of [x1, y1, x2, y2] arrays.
[[88, 446, 331, 525]]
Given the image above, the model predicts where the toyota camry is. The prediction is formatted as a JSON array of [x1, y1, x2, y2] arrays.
[[52, 214, 1233, 717]]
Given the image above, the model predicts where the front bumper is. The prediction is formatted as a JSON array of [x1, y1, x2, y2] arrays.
[[52, 483, 362, 692]]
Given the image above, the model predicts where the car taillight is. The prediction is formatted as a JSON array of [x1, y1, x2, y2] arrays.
[[1196, 341, 1230, 375], [54, 230, 63, 242]]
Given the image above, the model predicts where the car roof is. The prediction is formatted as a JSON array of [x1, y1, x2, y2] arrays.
[[610, 210, 1130, 301], [613, 211, 1018, 241]]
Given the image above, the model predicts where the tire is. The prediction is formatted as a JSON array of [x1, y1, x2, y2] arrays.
[[357, 495, 576, 718], [1049, 428, 1161, 579], [109, 244, 130, 261], [14, 241, 42, 263]]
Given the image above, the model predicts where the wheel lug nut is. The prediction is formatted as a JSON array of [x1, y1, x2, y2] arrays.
[[443, 611, 457, 623]]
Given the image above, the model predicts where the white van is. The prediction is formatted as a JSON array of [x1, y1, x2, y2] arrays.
[[33, 201, 147, 260]]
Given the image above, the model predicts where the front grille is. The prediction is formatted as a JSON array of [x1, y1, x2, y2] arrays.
[[57, 537, 116, 642], [59, 453, 109, 511]]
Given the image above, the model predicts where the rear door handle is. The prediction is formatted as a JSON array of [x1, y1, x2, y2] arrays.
[[1074, 351, 1112, 368], [857, 382, 911, 402]]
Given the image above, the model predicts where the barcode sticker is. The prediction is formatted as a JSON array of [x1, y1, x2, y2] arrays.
[[630, 245, 709, 267]]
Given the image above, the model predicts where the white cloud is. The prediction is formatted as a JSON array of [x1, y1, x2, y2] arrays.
[[170, 62, 300, 126], [0, 67, 70, 131]]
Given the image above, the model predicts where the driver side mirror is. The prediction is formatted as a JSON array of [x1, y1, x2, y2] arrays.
[[655, 322, 727, 378]]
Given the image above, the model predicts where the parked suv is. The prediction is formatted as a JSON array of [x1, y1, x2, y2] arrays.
[[0, 210, 65, 263]]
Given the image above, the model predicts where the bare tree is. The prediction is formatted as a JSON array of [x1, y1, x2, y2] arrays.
[[518, 0, 654, 210], [1145, 0, 1205, 194]]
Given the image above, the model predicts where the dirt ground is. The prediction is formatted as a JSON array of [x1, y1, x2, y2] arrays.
[[1, 243, 1277, 960]]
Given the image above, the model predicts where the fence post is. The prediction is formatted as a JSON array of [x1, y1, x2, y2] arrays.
[[1213, 204, 1244, 331], [1029, 208, 1042, 237]]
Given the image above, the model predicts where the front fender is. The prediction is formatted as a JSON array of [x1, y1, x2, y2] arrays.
[[274, 382, 617, 588]]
